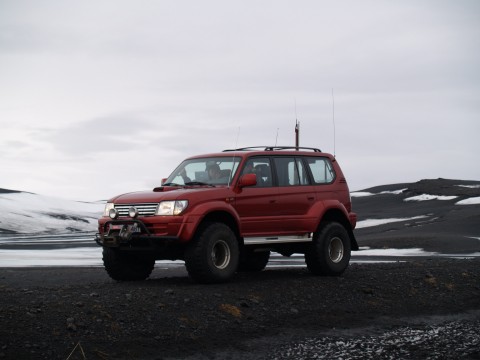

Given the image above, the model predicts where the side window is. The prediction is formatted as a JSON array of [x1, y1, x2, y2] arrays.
[[306, 157, 336, 184], [241, 157, 272, 187], [273, 157, 309, 186]]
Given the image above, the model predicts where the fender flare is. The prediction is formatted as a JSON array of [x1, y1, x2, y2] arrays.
[[181, 201, 241, 240], [311, 200, 358, 250]]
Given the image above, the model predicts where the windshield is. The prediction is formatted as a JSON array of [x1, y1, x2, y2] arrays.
[[165, 157, 241, 186]]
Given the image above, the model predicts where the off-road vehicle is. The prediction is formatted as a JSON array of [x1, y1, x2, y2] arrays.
[[95, 146, 358, 283]]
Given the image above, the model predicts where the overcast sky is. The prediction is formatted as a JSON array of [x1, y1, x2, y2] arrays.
[[1, 0, 479, 201]]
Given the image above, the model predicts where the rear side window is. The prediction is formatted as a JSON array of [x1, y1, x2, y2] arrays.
[[306, 157, 335, 184], [273, 157, 310, 186]]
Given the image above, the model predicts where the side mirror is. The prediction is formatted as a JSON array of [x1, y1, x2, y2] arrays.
[[238, 173, 257, 188], [161, 178, 168, 185]]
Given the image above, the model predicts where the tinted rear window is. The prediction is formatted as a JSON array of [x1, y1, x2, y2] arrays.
[[305, 157, 335, 184]]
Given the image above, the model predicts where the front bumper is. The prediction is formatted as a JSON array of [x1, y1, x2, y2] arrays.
[[95, 219, 180, 249]]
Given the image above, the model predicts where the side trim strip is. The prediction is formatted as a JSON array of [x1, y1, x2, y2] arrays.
[[244, 234, 312, 245]]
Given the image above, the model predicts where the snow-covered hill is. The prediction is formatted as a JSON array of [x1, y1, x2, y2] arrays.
[[0, 189, 104, 235], [1, 178, 479, 236]]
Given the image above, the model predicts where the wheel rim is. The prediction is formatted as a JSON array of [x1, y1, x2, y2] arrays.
[[328, 237, 344, 263], [211, 240, 231, 269]]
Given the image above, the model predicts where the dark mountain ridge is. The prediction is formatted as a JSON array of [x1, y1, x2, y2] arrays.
[[353, 178, 480, 254], [0, 188, 25, 194], [359, 178, 480, 197]]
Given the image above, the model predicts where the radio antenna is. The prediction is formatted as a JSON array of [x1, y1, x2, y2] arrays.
[[294, 98, 299, 150], [275, 128, 279, 146], [332, 88, 336, 157], [227, 126, 241, 187]]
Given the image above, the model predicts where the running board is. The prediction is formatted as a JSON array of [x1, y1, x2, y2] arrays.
[[244, 234, 312, 245]]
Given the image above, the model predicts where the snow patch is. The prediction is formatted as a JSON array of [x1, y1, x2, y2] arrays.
[[0, 245, 187, 267], [404, 194, 458, 202], [351, 189, 406, 197], [351, 192, 374, 197], [0, 247, 102, 267], [355, 247, 480, 259], [356, 247, 437, 257], [455, 197, 480, 205], [379, 188, 407, 195], [356, 216, 429, 229], [455, 184, 480, 189]]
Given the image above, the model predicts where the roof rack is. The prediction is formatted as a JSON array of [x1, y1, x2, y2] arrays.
[[223, 146, 322, 152]]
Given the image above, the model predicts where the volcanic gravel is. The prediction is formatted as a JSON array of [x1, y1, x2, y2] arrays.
[[270, 317, 480, 359], [0, 258, 479, 359]]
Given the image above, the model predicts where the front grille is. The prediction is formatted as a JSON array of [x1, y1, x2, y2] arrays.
[[114, 203, 158, 217]]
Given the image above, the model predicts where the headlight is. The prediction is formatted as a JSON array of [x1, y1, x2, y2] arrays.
[[103, 203, 114, 217], [156, 200, 188, 216], [109, 208, 119, 219]]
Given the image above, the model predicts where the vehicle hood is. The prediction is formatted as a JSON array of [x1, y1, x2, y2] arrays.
[[109, 187, 231, 204]]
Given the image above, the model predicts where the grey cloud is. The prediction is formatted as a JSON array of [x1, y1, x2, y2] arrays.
[[41, 115, 157, 155], [1, 0, 480, 200]]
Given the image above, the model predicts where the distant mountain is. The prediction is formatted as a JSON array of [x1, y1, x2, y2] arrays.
[[0, 188, 25, 194], [1, 178, 479, 237], [0, 189, 103, 235], [351, 178, 480, 254], [356, 178, 480, 197]]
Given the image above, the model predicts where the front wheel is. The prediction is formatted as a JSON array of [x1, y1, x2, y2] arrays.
[[185, 222, 239, 283], [102, 247, 155, 281], [305, 222, 351, 276]]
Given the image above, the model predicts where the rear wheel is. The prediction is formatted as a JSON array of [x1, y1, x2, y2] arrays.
[[185, 222, 239, 283], [238, 250, 270, 272], [305, 222, 351, 276], [102, 247, 155, 281]]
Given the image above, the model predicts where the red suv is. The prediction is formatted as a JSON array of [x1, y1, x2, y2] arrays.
[[95, 146, 357, 283]]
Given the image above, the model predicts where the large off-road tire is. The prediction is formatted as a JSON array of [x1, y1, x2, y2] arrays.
[[305, 221, 351, 276], [102, 247, 155, 281], [185, 222, 239, 283], [238, 250, 270, 272]]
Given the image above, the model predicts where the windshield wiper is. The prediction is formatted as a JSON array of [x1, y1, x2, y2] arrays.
[[184, 181, 215, 187], [162, 182, 181, 186]]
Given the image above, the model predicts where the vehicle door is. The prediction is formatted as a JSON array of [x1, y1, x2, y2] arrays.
[[272, 156, 318, 233], [233, 157, 279, 236]]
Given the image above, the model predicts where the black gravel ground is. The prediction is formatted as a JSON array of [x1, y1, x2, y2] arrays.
[[0, 258, 479, 359]]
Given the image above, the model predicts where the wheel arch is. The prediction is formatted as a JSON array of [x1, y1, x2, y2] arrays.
[[197, 210, 240, 241], [320, 208, 358, 250], [184, 200, 241, 242]]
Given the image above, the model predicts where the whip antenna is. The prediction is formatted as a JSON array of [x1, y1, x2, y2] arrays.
[[294, 99, 300, 150], [228, 126, 241, 187], [275, 128, 279, 146], [332, 88, 336, 157]]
